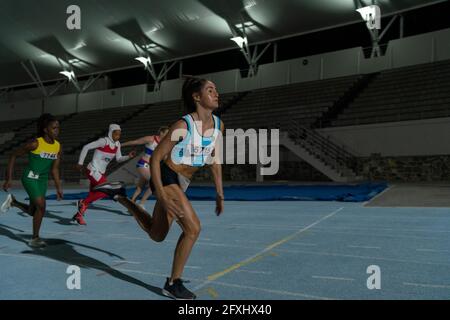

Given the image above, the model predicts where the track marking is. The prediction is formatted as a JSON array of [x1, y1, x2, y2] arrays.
[[112, 260, 142, 265], [196, 287, 219, 299], [363, 185, 394, 207], [273, 248, 450, 267], [348, 245, 381, 249], [234, 269, 273, 275], [312, 276, 355, 281], [404, 282, 450, 289], [416, 248, 450, 253], [289, 242, 317, 247], [309, 229, 444, 241], [193, 207, 343, 291], [96, 262, 128, 276]]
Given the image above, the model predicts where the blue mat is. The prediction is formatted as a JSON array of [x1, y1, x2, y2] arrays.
[[46, 182, 387, 202]]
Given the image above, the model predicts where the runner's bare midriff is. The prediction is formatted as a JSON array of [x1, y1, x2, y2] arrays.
[[165, 157, 200, 180]]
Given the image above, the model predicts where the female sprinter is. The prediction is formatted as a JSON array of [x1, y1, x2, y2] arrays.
[[73, 124, 136, 225], [94, 77, 224, 299], [1, 113, 63, 248], [121, 126, 169, 209]]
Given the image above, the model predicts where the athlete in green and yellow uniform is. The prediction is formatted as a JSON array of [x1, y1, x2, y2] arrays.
[[22, 136, 61, 200], [2, 114, 63, 248]]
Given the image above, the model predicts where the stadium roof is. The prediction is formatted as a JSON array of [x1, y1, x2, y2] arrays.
[[0, 0, 446, 88]]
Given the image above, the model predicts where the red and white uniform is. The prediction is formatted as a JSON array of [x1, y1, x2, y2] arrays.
[[78, 137, 130, 183]]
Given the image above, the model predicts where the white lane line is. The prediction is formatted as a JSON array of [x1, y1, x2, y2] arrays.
[[363, 185, 394, 207], [313, 225, 450, 234], [348, 245, 381, 250], [309, 229, 443, 241], [185, 266, 202, 269], [0, 252, 59, 263], [234, 269, 273, 275], [274, 248, 450, 267], [290, 242, 317, 247], [112, 260, 142, 265], [43, 230, 84, 236], [194, 202, 343, 208], [73, 233, 268, 250], [234, 240, 263, 244], [416, 248, 450, 253], [96, 261, 128, 276], [312, 276, 355, 281], [206, 223, 307, 230], [84, 218, 129, 223], [404, 282, 450, 289], [106, 235, 148, 240]]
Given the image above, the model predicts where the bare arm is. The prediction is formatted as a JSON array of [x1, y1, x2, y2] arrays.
[[3, 139, 38, 191], [51, 149, 63, 200], [210, 120, 225, 215], [122, 136, 154, 147], [210, 162, 224, 215], [150, 120, 187, 214], [210, 163, 224, 198]]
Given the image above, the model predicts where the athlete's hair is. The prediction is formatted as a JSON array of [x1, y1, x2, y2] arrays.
[[37, 113, 57, 137], [182, 76, 208, 114], [158, 126, 169, 135]]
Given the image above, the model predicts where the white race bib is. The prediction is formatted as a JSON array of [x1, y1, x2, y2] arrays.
[[27, 171, 40, 180]]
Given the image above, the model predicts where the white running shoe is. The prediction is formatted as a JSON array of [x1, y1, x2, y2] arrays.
[[1, 194, 13, 213], [93, 182, 126, 200], [28, 238, 47, 248]]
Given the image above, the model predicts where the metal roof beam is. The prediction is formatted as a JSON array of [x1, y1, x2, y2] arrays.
[[21, 60, 48, 97]]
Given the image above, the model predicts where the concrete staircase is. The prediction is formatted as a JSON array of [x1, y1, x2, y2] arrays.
[[281, 122, 362, 182]]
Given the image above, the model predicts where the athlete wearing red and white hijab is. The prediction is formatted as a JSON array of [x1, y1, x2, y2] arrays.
[[72, 124, 136, 225]]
